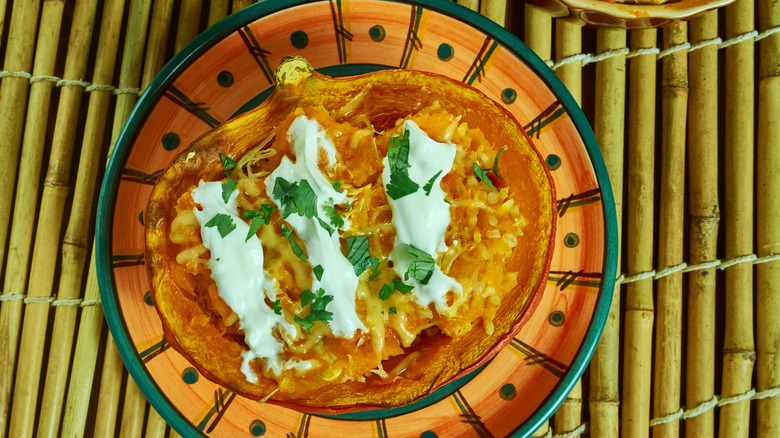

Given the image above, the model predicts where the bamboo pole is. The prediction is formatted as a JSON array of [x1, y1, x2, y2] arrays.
[[146, 407, 168, 438], [553, 19, 583, 436], [456, 0, 479, 12], [174, 0, 203, 54], [232, 0, 254, 12], [622, 27, 657, 438], [686, 11, 719, 438], [169, 429, 184, 438], [207, 0, 230, 27], [33, 1, 126, 435], [719, 1, 755, 436], [589, 28, 626, 438], [0, 1, 56, 434], [142, 0, 174, 91], [59, 1, 152, 435], [653, 20, 687, 438], [524, 5, 552, 62], [93, 338, 125, 438], [0, 0, 40, 275], [7, 1, 119, 436], [756, 0, 780, 435], [480, 0, 507, 28], [118, 379, 147, 438], [0, 0, 8, 47]]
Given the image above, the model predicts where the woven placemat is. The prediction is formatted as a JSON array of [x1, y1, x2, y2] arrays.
[[0, 1, 778, 437]]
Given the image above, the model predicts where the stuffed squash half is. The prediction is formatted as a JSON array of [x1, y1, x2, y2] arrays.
[[145, 57, 555, 411]]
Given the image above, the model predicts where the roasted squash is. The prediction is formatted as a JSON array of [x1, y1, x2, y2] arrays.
[[145, 57, 555, 412]]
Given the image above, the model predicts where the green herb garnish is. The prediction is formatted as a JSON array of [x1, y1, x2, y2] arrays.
[[317, 217, 335, 236], [404, 244, 435, 285], [332, 180, 342, 191], [378, 277, 413, 300], [243, 204, 277, 241], [389, 307, 397, 315], [220, 154, 237, 177], [273, 177, 318, 218], [324, 197, 345, 229], [473, 164, 497, 191], [423, 170, 443, 196], [295, 290, 333, 333], [313, 265, 324, 281], [492, 148, 505, 179], [346, 235, 378, 277], [204, 213, 236, 238], [221, 178, 238, 203], [273, 299, 282, 315], [281, 224, 308, 262], [385, 130, 419, 199]]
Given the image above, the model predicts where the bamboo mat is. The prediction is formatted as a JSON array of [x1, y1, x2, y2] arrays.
[[0, 0, 778, 437]]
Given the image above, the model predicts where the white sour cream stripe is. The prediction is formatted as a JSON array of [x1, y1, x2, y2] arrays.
[[266, 115, 367, 337], [191, 181, 297, 382], [383, 120, 463, 311]]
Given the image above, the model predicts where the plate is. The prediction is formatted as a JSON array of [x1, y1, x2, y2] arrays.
[[96, 1, 617, 436]]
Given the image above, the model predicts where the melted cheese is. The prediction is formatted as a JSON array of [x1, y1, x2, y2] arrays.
[[265, 115, 367, 337], [382, 120, 463, 312], [191, 181, 297, 382]]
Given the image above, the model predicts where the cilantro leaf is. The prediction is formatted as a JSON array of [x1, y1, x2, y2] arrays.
[[423, 170, 443, 196], [385, 130, 419, 199], [273, 177, 318, 218], [221, 154, 237, 170], [300, 289, 315, 306], [389, 307, 397, 315], [244, 204, 277, 241], [281, 224, 308, 262], [294, 315, 315, 333], [379, 284, 394, 300], [273, 299, 282, 315], [317, 217, 335, 236], [221, 178, 238, 203], [332, 180, 342, 191], [346, 235, 373, 276], [204, 213, 236, 238], [473, 163, 497, 191], [313, 265, 324, 281], [295, 291, 334, 333], [404, 244, 435, 285], [309, 291, 332, 313], [493, 148, 505, 179], [324, 198, 345, 229], [368, 257, 381, 281], [392, 278, 414, 293]]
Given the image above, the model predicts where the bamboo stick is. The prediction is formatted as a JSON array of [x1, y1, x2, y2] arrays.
[[524, 5, 552, 62], [146, 406, 168, 438], [0, 0, 8, 48], [622, 27, 657, 438], [59, 1, 151, 435], [456, 0, 479, 12], [7, 1, 118, 436], [719, 1, 755, 436], [756, 0, 780, 435], [553, 19, 583, 436], [232, 0, 254, 13], [169, 428, 184, 438], [118, 379, 147, 438], [0, 0, 41, 275], [686, 11, 719, 438], [589, 28, 626, 438], [653, 20, 688, 438], [33, 1, 126, 435], [531, 420, 549, 437], [480, 0, 507, 28], [174, 0, 203, 54], [207, 0, 230, 27], [141, 0, 174, 91], [0, 1, 56, 434], [93, 337, 125, 438]]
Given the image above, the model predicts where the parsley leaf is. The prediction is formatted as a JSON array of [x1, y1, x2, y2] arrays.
[[404, 244, 435, 285], [273, 299, 282, 315], [493, 148, 505, 179], [273, 177, 318, 218], [346, 235, 374, 276], [332, 180, 342, 191], [385, 130, 419, 199], [281, 224, 308, 262], [204, 213, 236, 238], [244, 204, 277, 241], [313, 265, 324, 281], [423, 170, 443, 196], [324, 198, 345, 229], [317, 217, 335, 236], [473, 163, 497, 191], [221, 178, 238, 203], [389, 307, 397, 315]]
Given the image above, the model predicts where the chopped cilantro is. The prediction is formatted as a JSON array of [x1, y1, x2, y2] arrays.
[[295, 290, 333, 333], [379, 284, 394, 300], [281, 224, 308, 262], [378, 277, 413, 300], [404, 244, 435, 285], [317, 217, 335, 236], [493, 148, 505, 179], [221, 154, 237, 177], [389, 307, 397, 315], [221, 178, 238, 203], [216, 258, 220, 261], [346, 235, 377, 276], [344, 202, 354, 211], [423, 170, 443, 196], [313, 265, 324, 281], [385, 130, 419, 199], [324, 198, 345, 229], [293, 315, 315, 333], [244, 204, 277, 241], [204, 213, 236, 238], [273, 299, 282, 315], [332, 180, 342, 191], [300, 289, 315, 306], [473, 163, 497, 191], [368, 258, 381, 281], [273, 177, 318, 218]]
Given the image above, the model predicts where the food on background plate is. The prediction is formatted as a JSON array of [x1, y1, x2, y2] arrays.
[[145, 57, 555, 411]]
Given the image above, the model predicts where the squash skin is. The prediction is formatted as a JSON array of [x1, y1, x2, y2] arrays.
[[145, 57, 556, 412]]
